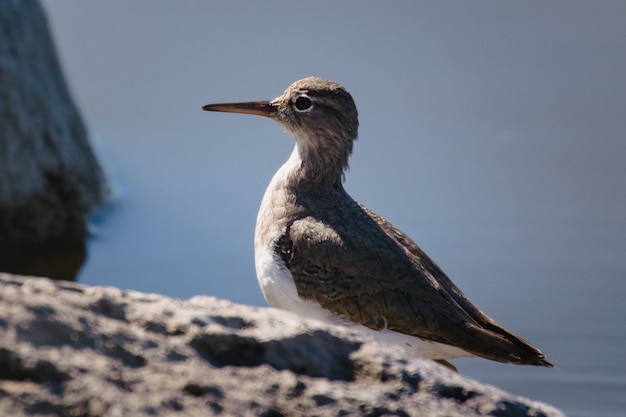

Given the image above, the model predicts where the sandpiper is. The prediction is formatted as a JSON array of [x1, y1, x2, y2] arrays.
[[203, 77, 553, 368]]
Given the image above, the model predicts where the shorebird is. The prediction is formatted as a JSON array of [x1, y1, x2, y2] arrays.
[[203, 77, 553, 368]]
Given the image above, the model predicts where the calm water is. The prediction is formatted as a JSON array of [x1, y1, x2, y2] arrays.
[[40, 2, 626, 416]]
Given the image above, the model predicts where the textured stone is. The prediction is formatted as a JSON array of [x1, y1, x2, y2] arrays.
[[0, 274, 565, 417], [0, 1, 109, 242]]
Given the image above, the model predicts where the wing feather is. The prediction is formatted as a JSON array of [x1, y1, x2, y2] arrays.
[[276, 194, 552, 366]]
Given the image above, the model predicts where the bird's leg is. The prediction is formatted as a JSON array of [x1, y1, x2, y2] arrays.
[[434, 359, 458, 373]]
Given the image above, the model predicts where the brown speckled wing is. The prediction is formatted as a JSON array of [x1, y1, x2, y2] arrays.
[[275, 190, 552, 367]]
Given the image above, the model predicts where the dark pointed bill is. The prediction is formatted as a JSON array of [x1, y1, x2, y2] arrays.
[[202, 101, 276, 117]]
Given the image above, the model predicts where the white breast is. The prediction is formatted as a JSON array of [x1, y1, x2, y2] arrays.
[[255, 238, 346, 323], [254, 147, 352, 322], [253, 147, 472, 360]]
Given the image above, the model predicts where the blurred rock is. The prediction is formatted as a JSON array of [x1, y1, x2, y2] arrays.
[[0, 1, 109, 278], [0, 274, 565, 417]]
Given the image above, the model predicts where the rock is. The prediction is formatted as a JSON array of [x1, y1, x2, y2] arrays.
[[0, 1, 109, 279], [0, 274, 564, 417], [0, 0, 109, 241]]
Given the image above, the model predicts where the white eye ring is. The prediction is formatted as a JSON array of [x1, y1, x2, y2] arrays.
[[293, 94, 314, 112]]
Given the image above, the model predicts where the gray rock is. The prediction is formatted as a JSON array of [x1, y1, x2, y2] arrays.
[[0, 0, 109, 242], [0, 274, 565, 417]]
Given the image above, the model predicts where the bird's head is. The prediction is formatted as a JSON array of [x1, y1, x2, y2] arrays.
[[203, 77, 359, 186]]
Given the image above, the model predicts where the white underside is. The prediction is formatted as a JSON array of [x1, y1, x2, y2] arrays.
[[255, 242, 471, 360], [254, 147, 472, 360]]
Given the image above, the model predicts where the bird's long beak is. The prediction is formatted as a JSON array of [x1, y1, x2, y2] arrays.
[[202, 101, 277, 117]]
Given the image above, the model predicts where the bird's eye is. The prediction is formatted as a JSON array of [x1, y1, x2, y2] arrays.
[[293, 95, 314, 112]]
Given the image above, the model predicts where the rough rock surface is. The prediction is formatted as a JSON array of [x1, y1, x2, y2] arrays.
[[0, 274, 565, 417], [0, 0, 109, 242]]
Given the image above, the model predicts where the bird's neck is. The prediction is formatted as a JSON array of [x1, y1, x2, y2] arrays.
[[283, 143, 350, 195]]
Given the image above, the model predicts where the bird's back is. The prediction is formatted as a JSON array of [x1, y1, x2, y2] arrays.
[[271, 183, 553, 367]]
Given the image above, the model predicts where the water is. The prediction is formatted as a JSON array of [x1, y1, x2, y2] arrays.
[[38, 2, 626, 415]]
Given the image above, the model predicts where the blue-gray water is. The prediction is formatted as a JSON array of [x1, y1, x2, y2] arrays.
[[42, 2, 626, 416]]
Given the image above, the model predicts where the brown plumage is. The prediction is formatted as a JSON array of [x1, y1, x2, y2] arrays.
[[203, 77, 553, 367]]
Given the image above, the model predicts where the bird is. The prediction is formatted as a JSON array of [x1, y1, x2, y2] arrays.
[[202, 77, 553, 369]]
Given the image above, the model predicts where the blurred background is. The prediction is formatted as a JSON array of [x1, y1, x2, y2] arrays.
[[40, 2, 625, 416]]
